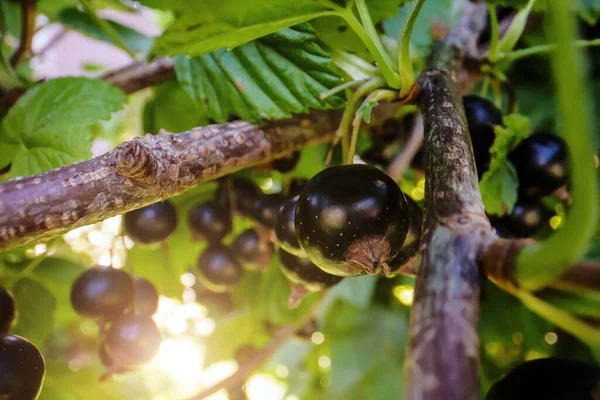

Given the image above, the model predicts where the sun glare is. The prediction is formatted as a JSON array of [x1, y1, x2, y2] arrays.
[[246, 374, 286, 400]]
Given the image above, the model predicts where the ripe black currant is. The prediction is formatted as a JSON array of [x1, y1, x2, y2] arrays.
[[508, 132, 568, 197], [495, 201, 551, 238], [245, 193, 285, 229], [230, 228, 273, 271], [0, 287, 15, 334], [133, 277, 159, 316], [463, 95, 503, 177], [279, 249, 343, 291], [296, 164, 410, 276], [275, 196, 306, 258], [124, 201, 177, 244], [273, 152, 300, 173], [215, 177, 262, 213], [389, 195, 423, 272], [0, 335, 45, 400], [485, 358, 600, 400], [279, 248, 343, 307], [70, 267, 134, 319], [104, 313, 161, 367], [197, 245, 243, 292], [188, 201, 232, 243]]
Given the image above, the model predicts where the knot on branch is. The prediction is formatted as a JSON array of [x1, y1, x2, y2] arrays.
[[479, 237, 535, 291], [116, 140, 155, 181]]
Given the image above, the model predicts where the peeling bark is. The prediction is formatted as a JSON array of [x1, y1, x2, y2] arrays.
[[405, 3, 497, 400], [0, 111, 341, 250]]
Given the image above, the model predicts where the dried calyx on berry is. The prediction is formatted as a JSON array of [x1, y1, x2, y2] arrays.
[[124, 201, 178, 244], [295, 164, 410, 277]]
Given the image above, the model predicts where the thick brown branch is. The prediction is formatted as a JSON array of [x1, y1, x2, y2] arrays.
[[10, 0, 36, 67], [405, 3, 495, 400], [102, 57, 175, 95], [0, 112, 341, 251]]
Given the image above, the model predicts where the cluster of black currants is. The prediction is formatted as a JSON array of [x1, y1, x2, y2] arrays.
[[463, 95, 568, 239], [0, 287, 45, 399], [70, 267, 161, 378]]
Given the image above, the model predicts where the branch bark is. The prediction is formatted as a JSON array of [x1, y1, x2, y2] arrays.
[[405, 3, 495, 400], [10, 0, 36, 67], [0, 111, 341, 251]]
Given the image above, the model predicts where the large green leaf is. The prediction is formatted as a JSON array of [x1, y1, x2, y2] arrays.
[[58, 9, 153, 56], [174, 24, 344, 123], [153, 0, 405, 57], [12, 278, 57, 348], [0, 77, 127, 177], [143, 80, 203, 133]]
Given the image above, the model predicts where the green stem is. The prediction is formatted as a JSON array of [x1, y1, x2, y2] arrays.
[[320, 78, 367, 100], [497, 0, 536, 55], [487, 5, 500, 62], [332, 50, 381, 80], [397, 0, 426, 97], [342, 9, 401, 89], [346, 89, 397, 164], [79, 0, 136, 58], [500, 38, 600, 64], [7, 255, 45, 288], [516, 0, 599, 290]]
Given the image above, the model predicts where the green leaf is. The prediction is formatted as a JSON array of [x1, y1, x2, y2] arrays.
[[202, 311, 270, 366], [57, 9, 153, 56], [577, 0, 600, 24], [12, 278, 57, 348], [357, 100, 378, 123], [174, 24, 344, 123], [143, 80, 203, 133], [540, 289, 600, 319], [480, 114, 531, 215], [0, 77, 127, 178]]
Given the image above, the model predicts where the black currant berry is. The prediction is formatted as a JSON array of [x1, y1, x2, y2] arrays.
[[245, 193, 285, 229], [389, 195, 423, 272], [134, 277, 159, 316], [104, 313, 161, 367], [0, 335, 45, 400], [495, 201, 551, 238], [508, 132, 568, 197], [216, 177, 262, 213], [486, 358, 600, 400], [296, 165, 410, 277], [275, 196, 306, 258], [188, 201, 232, 243], [0, 287, 15, 334], [463, 95, 503, 177], [279, 249, 342, 291], [197, 245, 243, 292], [124, 201, 177, 244], [231, 228, 273, 271], [273, 152, 300, 173], [70, 267, 134, 319]]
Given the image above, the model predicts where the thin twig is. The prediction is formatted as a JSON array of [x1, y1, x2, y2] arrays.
[[386, 113, 424, 180], [10, 0, 36, 67]]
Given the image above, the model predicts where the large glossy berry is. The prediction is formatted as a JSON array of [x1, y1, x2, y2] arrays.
[[70, 267, 135, 319], [463, 95, 503, 128], [296, 164, 410, 277], [508, 132, 568, 197], [134, 277, 159, 316], [275, 196, 306, 258], [273, 152, 300, 173], [105, 313, 161, 367], [188, 202, 231, 243], [0, 335, 45, 400], [245, 193, 284, 229], [216, 177, 262, 213], [231, 229, 273, 271], [495, 201, 550, 238], [0, 288, 15, 334], [485, 358, 600, 400], [197, 245, 243, 292], [389, 195, 423, 272], [278, 249, 343, 291], [124, 201, 177, 244]]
